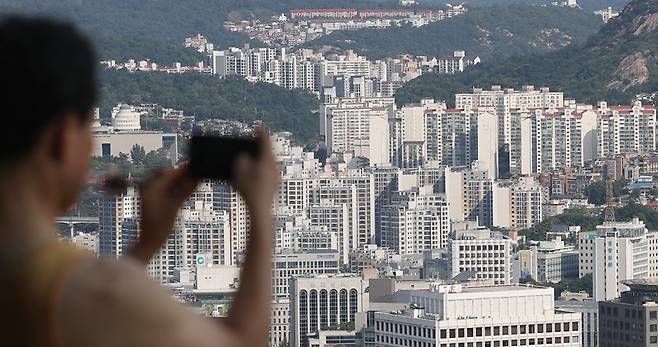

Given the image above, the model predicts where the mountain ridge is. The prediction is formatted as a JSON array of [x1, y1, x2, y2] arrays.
[[395, 0, 658, 106], [304, 5, 602, 61]]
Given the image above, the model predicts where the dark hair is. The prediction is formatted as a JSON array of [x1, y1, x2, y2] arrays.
[[0, 16, 97, 164]]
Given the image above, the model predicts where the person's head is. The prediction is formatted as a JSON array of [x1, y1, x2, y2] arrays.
[[0, 17, 97, 212]]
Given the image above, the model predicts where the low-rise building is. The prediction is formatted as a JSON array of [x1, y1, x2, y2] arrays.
[[374, 284, 582, 346]]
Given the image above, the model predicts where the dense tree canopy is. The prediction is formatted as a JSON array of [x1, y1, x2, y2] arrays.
[[100, 70, 320, 143]]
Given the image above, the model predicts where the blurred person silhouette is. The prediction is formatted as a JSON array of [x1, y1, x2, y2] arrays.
[[0, 17, 278, 347]]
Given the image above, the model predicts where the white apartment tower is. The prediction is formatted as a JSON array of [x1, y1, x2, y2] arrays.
[[456, 85, 564, 147], [380, 186, 451, 255], [596, 101, 656, 157], [148, 200, 231, 283], [213, 182, 250, 265], [508, 107, 597, 175], [320, 97, 394, 165], [444, 164, 495, 226]]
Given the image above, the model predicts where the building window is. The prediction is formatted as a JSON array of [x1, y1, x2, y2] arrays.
[[329, 289, 338, 326], [309, 290, 318, 332], [101, 143, 111, 157], [319, 289, 328, 328], [349, 289, 358, 322], [299, 290, 308, 337], [339, 289, 348, 323]]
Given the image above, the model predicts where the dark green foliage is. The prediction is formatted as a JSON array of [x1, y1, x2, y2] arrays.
[[130, 145, 146, 165], [616, 202, 658, 229], [306, 6, 601, 60], [396, 0, 658, 107], [100, 70, 320, 143], [521, 199, 658, 242], [0, 0, 397, 62], [549, 274, 593, 298], [518, 274, 592, 298], [520, 207, 601, 241], [141, 114, 174, 133], [583, 179, 627, 205]]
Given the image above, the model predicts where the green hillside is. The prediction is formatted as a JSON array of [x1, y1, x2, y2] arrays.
[[305, 5, 602, 60], [100, 70, 320, 143], [0, 0, 397, 62]]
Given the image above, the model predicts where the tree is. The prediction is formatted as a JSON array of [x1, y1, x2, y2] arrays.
[[583, 179, 628, 206], [130, 144, 146, 165], [143, 148, 172, 172], [584, 181, 606, 205], [548, 274, 593, 299]]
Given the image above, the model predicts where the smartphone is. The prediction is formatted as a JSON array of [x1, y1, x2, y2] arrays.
[[188, 135, 260, 180]]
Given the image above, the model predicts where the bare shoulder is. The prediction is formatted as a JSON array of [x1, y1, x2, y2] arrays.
[[54, 257, 229, 347]]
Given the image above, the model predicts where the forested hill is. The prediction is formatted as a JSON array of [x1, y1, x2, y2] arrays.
[[100, 70, 320, 143], [304, 6, 602, 60], [0, 0, 396, 62], [395, 0, 658, 107]]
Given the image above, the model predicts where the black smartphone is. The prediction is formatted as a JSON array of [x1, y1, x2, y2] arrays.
[[188, 135, 261, 180]]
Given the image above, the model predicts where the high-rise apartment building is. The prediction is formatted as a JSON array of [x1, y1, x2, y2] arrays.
[[389, 100, 498, 178], [596, 101, 656, 157], [320, 97, 394, 165], [98, 186, 140, 258], [445, 164, 495, 226], [456, 85, 564, 146], [148, 200, 231, 283], [493, 176, 543, 229], [213, 182, 250, 264], [509, 107, 597, 175], [380, 186, 450, 254]]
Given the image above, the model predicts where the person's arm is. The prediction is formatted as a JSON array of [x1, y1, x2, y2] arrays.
[[221, 127, 279, 346], [123, 126, 278, 346], [129, 165, 198, 264]]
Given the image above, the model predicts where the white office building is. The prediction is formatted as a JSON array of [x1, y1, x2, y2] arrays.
[[448, 222, 514, 284], [289, 274, 370, 347], [374, 284, 582, 347], [525, 237, 579, 283], [592, 218, 658, 301], [273, 250, 341, 300]]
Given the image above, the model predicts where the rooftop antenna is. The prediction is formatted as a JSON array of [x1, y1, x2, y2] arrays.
[[604, 171, 616, 223]]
